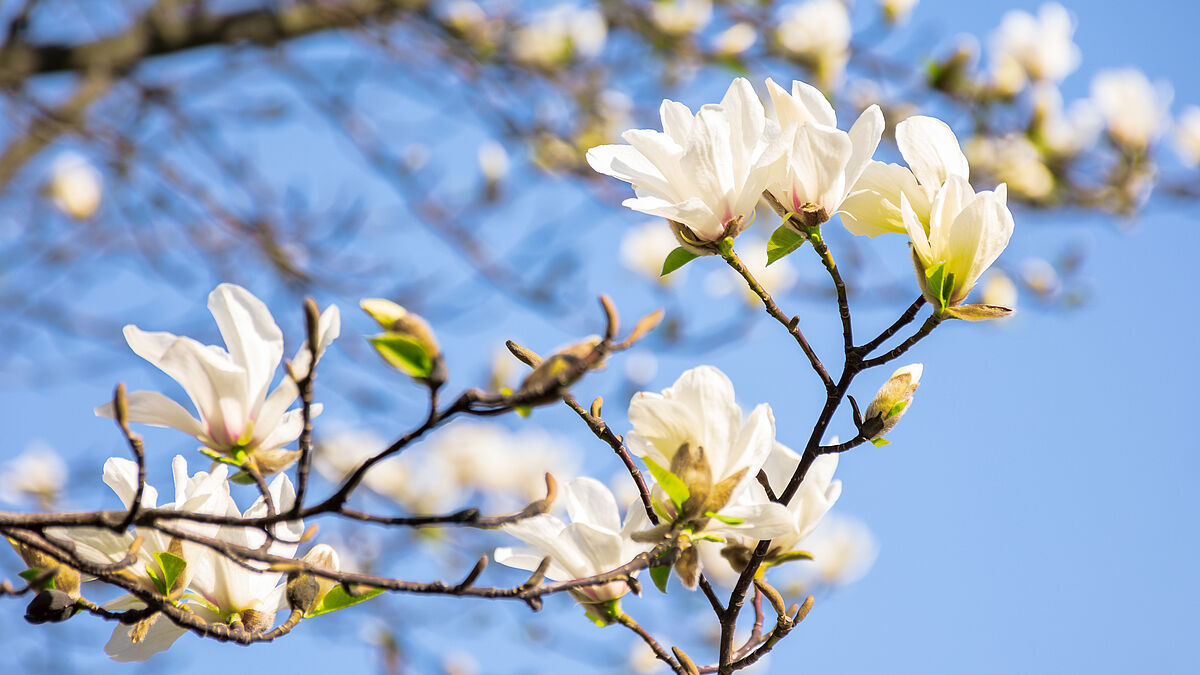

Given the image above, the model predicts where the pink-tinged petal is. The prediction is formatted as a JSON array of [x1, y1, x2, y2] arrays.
[[563, 477, 621, 534], [842, 105, 885, 202], [208, 284, 284, 410], [153, 338, 249, 448], [783, 123, 852, 211], [95, 390, 205, 440], [104, 613, 189, 662], [896, 116, 969, 190], [493, 547, 572, 582], [103, 457, 158, 510]]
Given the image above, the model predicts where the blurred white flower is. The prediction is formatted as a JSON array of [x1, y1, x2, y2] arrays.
[[621, 220, 686, 283], [765, 78, 884, 227], [747, 443, 840, 556], [776, 1, 852, 88], [48, 152, 102, 219], [495, 477, 651, 610], [713, 22, 757, 56], [1174, 106, 1200, 167], [1021, 257, 1061, 297], [477, 141, 510, 183], [0, 441, 66, 509], [793, 513, 878, 587], [989, 3, 1080, 92], [981, 270, 1019, 310], [96, 284, 340, 475], [880, 0, 918, 24], [965, 134, 1055, 200], [1031, 84, 1101, 158], [587, 78, 788, 253], [512, 5, 607, 67], [650, 0, 712, 36], [1091, 68, 1173, 150]]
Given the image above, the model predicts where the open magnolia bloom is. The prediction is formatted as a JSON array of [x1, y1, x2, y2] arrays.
[[44, 456, 232, 662], [586, 78, 788, 255], [839, 116, 970, 238], [764, 78, 884, 229], [719, 443, 841, 572], [96, 283, 340, 475], [902, 176, 1014, 318], [625, 366, 794, 586], [494, 477, 652, 623]]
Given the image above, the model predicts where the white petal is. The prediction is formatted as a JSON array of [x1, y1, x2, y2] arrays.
[[622, 195, 720, 240], [724, 403, 776, 492], [896, 116, 969, 190], [95, 390, 205, 440], [781, 123, 852, 211], [564, 521, 625, 574], [659, 99, 695, 145], [289, 304, 341, 380], [255, 404, 321, 452], [493, 547, 572, 582], [900, 192, 932, 264], [103, 457, 158, 509], [841, 105, 885, 204], [710, 502, 796, 540], [564, 477, 622, 533], [927, 175, 973, 256], [207, 284, 284, 410], [945, 189, 1014, 301], [105, 615, 189, 662], [586, 143, 674, 199]]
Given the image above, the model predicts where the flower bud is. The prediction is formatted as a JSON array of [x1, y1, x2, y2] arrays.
[[516, 336, 604, 404], [361, 299, 447, 387], [239, 608, 273, 633], [24, 589, 76, 624], [862, 364, 923, 440], [287, 544, 342, 616], [8, 540, 81, 597]]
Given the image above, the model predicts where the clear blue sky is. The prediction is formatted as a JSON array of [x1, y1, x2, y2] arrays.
[[1, 1, 1198, 673]]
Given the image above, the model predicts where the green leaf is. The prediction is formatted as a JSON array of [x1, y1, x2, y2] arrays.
[[369, 334, 433, 379], [153, 552, 187, 595], [145, 563, 165, 595], [766, 225, 806, 265], [649, 565, 671, 594], [704, 511, 744, 526], [642, 456, 689, 510], [19, 568, 55, 590], [923, 262, 946, 309], [767, 550, 814, 566], [229, 470, 256, 485], [308, 584, 386, 618], [870, 437, 891, 447], [660, 247, 699, 277], [887, 400, 909, 419]]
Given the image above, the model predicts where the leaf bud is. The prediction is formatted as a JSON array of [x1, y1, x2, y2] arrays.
[[24, 589, 76, 624], [516, 336, 604, 404], [361, 299, 447, 387]]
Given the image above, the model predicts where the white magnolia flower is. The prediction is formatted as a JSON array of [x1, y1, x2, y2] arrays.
[[96, 284, 340, 474], [435, 422, 577, 507], [1175, 106, 1200, 167], [477, 141, 510, 183], [0, 441, 66, 509], [775, 0, 852, 88], [840, 115, 970, 238], [713, 23, 757, 56], [494, 477, 651, 608], [1031, 84, 1101, 158], [621, 220, 687, 283], [512, 5, 606, 68], [903, 175, 1014, 313], [50, 456, 233, 662], [965, 134, 1054, 200], [764, 78, 884, 227], [792, 513, 878, 587], [587, 78, 788, 253], [989, 3, 1080, 91], [880, 0, 918, 24], [750, 443, 840, 556], [626, 366, 794, 541], [48, 152, 102, 219], [981, 270, 1019, 310], [1091, 68, 1173, 150], [650, 0, 712, 36]]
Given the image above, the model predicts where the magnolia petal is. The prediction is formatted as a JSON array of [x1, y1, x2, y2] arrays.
[[627, 395, 701, 464], [103, 457, 158, 510], [152, 337, 249, 449], [724, 403, 777, 496], [290, 305, 341, 380], [95, 390, 206, 440], [105, 613, 189, 662], [842, 105, 885, 202], [586, 143, 675, 199], [785, 123, 853, 211], [684, 105, 736, 217], [564, 521, 626, 575], [896, 116, 969, 191], [208, 283, 284, 411], [622, 194, 720, 240], [493, 547, 572, 582], [563, 477, 622, 534], [927, 175, 973, 256], [839, 161, 924, 237], [255, 404, 322, 453], [659, 99, 695, 145], [666, 366, 743, 464], [900, 192, 933, 264], [710, 502, 796, 540]]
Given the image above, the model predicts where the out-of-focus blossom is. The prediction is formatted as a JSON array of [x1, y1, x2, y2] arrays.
[[881, 0, 918, 24], [765, 78, 884, 228], [650, 0, 712, 36], [752, 444, 840, 556], [621, 220, 687, 283], [48, 152, 102, 219], [989, 3, 1080, 94], [1031, 84, 1101, 158], [723, 235, 796, 306], [713, 22, 757, 56], [626, 367, 795, 564], [495, 477, 651, 618], [96, 284, 340, 475], [792, 513, 878, 587], [1091, 68, 1173, 150], [966, 134, 1055, 200], [512, 5, 606, 68], [1173, 106, 1200, 167], [1022, 257, 1061, 297], [0, 441, 66, 509], [981, 270, 1019, 310], [775, 1, 852, 89], [478, 141, 510, 183], [587, 78, 787, 254]]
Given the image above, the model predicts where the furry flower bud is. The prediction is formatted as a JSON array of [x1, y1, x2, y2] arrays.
[[862, 364, 923, 440]]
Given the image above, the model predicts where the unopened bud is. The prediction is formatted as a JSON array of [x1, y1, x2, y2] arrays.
[[240, 608, 273, 633], [25, 589, 76, 624], [517, 337, 604, 403], [8, 540, 81, 597], [287, 544, 342, 616], [47, 153, 102, 220], [862, 364, 923, 440], [361, 299, 447, 387]]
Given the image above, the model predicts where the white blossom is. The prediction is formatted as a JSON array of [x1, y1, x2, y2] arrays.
[[981, 270, 1019, 310], [989, 3, 1080, 91], [621, 220, 688, 283], [494, 477, 651, 607], [0, 441, 66, 509], [512, 5, 607, 68], [1174, 106, 1200, 167], [713, 23, 757, 56], [748, 443, 841, 556], [775, 1, 852, 88], [587, 78, 788, 253], [880, 0, 918, 24], [1032, 84, 1101, 158], [650, 0, 712, 36], [48, 152, 102, 219], [477, 141, 510, 183], [965, 134, 1054, 200], [1091, 68, 1173, 150], [792, 513, 878, 586], [96, 284, 340, 474]]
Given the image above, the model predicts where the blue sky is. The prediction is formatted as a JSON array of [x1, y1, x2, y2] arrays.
[[1, 0, 1198, 673]]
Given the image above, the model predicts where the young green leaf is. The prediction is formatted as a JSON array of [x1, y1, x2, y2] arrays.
[[924, 262, 947, 308], [153, 552, 187, 595], [766, 225, 806, 265], [649, 565, 671, 594], [307, 584, 385, 617], [642, 456, 690, 509], [704, 511, 745, 526], [870, 437, 891, 447], [887, 399, 909, 419], [661, 247, 700, 277], [18, 568, 55, 591], [369, 334, 434, 379]]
